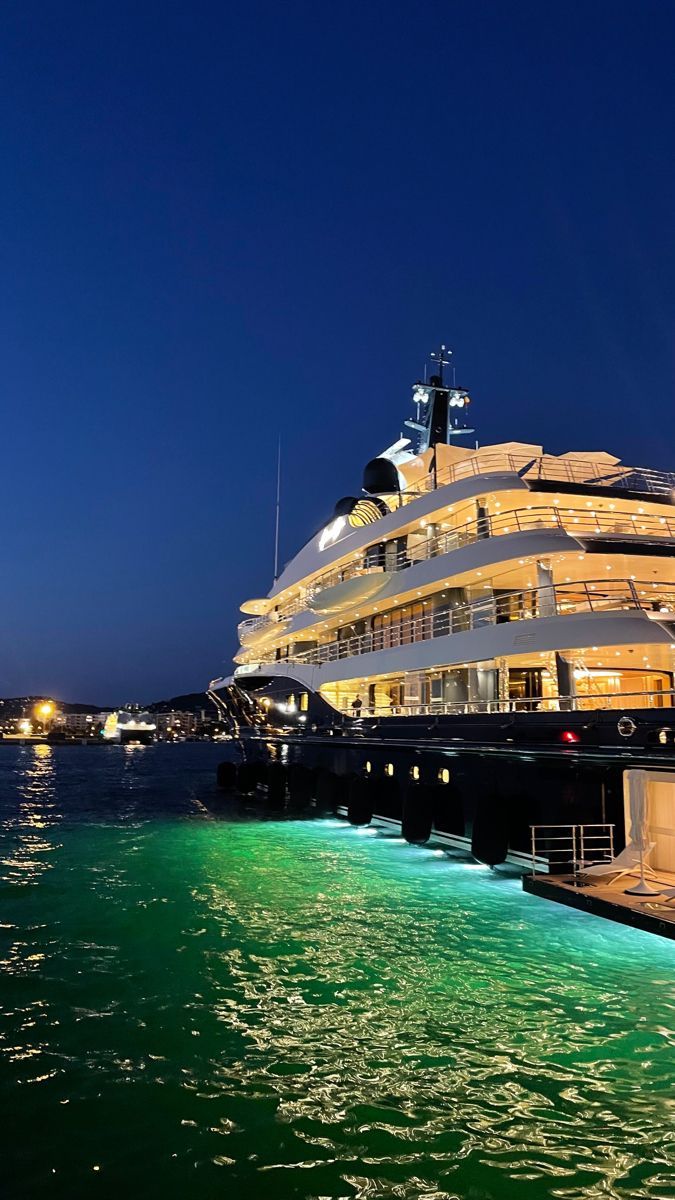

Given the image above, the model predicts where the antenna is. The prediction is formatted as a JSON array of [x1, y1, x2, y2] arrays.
[[429, 343, 452, 384], [273, 436, 281, 581]]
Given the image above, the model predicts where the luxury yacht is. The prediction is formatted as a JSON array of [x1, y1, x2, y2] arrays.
[[210, 349, 675, 866]]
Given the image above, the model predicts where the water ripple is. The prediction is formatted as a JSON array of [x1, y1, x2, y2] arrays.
[[0, 747, 674, 1200]]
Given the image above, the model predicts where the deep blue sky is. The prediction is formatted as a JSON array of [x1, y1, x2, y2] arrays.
[[1, 1, 674, 703]]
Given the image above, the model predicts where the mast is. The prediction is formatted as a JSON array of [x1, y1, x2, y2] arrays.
[[405, 344, 474, 452]]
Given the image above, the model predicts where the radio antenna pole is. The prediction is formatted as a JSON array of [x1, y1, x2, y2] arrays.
[[273, 435, 281, 581]]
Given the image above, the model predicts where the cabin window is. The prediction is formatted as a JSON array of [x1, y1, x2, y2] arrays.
[[410, 764, 420, 781], [364, 760, 372, 774], [385, 762, 395, 777], [438, 767, 450, 784], [299, 692, 309, 712]]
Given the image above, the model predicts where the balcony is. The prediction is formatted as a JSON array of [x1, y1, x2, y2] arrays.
[[302, 506, 675, 615], [253, 578, 675, 667], [237, 612, 290, 647]]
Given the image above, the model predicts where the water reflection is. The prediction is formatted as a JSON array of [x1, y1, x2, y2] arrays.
[[0, 756, 674, 1200], [184, 824, 675, 1199], [1, 745, 60, 886]]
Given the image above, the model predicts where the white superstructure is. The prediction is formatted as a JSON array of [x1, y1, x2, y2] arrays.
[[212, 351, 675, 723]]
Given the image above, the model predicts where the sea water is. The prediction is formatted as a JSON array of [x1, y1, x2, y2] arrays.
[[0, 743, 673, 1199]]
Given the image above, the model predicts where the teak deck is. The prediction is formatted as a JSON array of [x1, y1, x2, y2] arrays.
[[523, 870, 675, 941]]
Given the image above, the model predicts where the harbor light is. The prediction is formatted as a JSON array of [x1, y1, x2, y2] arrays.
[[35, 701, 55, 731]]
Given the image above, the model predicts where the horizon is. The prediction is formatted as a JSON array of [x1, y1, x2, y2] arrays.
[[2, 0, 674, 703]]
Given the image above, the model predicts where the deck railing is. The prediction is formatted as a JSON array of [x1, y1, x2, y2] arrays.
[[303, 506, 675, 600], [403, 453, 675, 501], [529, 823, 615, 876], [262, 577, 675, 667], [242, 505, 675, 640], [338, 687, 675, 718]]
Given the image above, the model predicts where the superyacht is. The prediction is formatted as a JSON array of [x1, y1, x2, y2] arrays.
[[210, 348, 675, 866]]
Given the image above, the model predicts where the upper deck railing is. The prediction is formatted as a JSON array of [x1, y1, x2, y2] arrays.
[[406, 452, 675, 501]]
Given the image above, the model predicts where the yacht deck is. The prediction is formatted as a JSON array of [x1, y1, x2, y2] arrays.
[[524, 868, 675, 940]]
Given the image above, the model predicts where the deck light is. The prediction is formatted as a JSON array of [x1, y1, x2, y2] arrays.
[[561, 730, 580, 744]]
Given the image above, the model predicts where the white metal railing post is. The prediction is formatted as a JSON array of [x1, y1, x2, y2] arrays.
[[571, 824, 578, 878]]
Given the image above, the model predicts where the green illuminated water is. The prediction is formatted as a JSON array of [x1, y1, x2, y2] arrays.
[[1, 745, 674, 1199]]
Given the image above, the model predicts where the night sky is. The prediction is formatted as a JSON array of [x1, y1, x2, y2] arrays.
[[1, 1, 674, 704]]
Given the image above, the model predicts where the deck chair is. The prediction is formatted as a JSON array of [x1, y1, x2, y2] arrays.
[[580, 841, 657, 886]]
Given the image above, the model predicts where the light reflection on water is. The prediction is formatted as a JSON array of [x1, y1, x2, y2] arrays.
[[0, 746, 673, 1200]]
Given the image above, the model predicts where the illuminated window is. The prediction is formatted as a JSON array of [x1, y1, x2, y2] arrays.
[[299, 692, 309, 712], [410, 764, 420, 781], [438, 767, 450, 784], [364, 760, 372, 774], [385, 762, 394, 777]]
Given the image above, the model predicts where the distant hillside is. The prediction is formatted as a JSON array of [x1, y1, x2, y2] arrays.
[[146, 692, 214, 714], [0, 692, 216, 718], [0, 696, 111, 719]]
